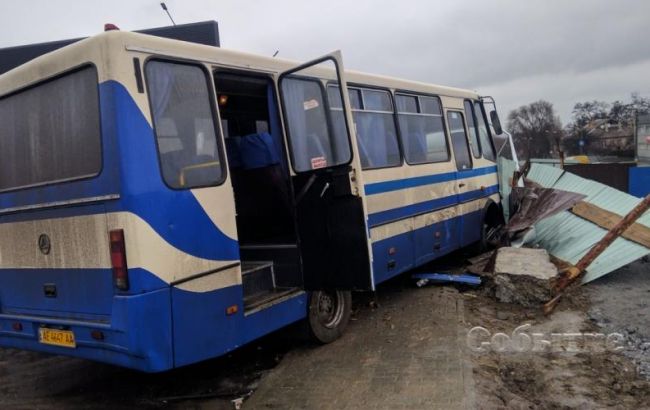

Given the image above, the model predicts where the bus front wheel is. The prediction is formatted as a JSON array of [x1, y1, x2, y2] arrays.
[[307, 290, 351, 344]]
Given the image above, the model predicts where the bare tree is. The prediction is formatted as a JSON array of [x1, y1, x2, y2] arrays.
[[507, 100, 562, 160], [565, 93, 650, 156]]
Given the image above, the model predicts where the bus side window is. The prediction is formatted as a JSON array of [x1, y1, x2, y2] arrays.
[[474, 102, 496, 161], [328, 86, 401, 170], [396, 94, 449, 165], [447, 111, 472, 171], [463, 100, 481, 158]]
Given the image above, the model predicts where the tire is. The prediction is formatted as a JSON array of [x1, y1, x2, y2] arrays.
[[473, 205, 505, 254], [307, 290, 352, 344]]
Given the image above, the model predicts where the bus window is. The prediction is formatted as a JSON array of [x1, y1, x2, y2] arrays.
[[146, 60, 224, 189], [0, 66, 101, 191], [447, 111, 472, 171], [395, 94, 449, 164], [329, 86, 400, 169], [474, 102, 496, 161], [463, 100, 481, 158], [282, 78, 350, 172], [328, 86, 361, 110]]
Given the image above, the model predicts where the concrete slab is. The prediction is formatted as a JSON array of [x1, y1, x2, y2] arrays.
[[244, 286, 472, 409], [493, 247, 558, 307]]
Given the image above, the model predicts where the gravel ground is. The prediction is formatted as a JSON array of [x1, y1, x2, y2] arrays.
[[587, 259, 650, 378]]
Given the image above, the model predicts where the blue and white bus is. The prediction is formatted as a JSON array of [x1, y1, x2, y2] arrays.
[[0, 29, 510, 372]]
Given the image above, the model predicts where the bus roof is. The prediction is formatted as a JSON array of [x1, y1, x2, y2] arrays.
[[0, 30, 480, 100]]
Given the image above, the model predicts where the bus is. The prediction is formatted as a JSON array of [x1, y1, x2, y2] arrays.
[[0, 29, 510, 372]]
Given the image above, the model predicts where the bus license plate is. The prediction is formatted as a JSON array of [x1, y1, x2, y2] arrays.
[[39, 328, 76, 348]]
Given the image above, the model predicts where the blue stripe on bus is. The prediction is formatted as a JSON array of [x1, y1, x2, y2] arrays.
[[367, 184, 499, 227], [458, 184, 500, 202], [364, 165, 497, 195], [105, 81, 240, 262], [0, 81, 240, 262], [371, 207, 490, 285]]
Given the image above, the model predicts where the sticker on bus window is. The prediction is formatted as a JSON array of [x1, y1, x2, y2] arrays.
[[311, 156, 327, 169], [303, 99, 319, 111]]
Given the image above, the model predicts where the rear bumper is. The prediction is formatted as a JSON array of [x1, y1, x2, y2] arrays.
[[0, 287, 173, 372]]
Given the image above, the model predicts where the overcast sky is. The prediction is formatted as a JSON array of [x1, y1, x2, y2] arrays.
[[1, 0, 648, 124]]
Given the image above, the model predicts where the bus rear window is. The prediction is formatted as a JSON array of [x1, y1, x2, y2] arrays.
[[0, 66, 101, 191]]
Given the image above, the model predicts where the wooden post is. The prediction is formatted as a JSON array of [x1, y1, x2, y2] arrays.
[[543, 193, 650, 314]]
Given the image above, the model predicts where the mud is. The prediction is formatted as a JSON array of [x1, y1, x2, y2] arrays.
[[464, 279, 650, 409], [0, 327, 301, 409]]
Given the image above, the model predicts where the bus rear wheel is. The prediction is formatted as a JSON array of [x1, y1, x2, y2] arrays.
[[307, 290, 352, 344]]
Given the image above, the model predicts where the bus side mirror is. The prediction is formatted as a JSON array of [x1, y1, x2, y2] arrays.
[[490, 110, 503, 135]]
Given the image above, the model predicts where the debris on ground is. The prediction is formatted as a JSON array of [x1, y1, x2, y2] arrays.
[[506, 184, 586, 245], [412, 272, 481, 287], [521, 162, 650, 284], [491, 247, 558, 307]]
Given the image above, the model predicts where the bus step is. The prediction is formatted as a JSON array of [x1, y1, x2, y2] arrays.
[[243, 287, 301, 314], [241, 261, 276, 299]]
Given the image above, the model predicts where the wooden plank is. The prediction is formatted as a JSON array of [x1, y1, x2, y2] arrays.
[[570, 201, 650, 248]]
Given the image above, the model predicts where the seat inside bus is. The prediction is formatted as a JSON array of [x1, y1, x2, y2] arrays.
[[215, 73, 294, 245]]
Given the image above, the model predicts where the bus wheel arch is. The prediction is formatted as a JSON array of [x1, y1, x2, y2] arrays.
[[307, 290, 352, 344], [479, 200, 506, 251]]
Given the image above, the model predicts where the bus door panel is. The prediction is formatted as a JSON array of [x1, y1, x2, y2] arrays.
[[446, 110, 478, 247], [278, 52, 373, 291]]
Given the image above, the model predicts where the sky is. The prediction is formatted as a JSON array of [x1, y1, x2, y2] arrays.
[[1, 0, 649, 125]]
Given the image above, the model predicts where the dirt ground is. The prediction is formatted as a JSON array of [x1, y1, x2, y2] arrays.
[[0, 256, 648, 409], [588, 259, 650, 378], [464, 259, 650, 409]]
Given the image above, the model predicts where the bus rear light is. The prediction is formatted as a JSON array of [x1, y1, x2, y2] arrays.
[[109, 229, 129, 291]]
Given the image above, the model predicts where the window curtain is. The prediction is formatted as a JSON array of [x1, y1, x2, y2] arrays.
[[267, 84, 288, 176], [147, 62, 174, 120], [280, 79, 309, 171]]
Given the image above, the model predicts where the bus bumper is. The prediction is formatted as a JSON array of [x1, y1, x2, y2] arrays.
[[0, 287, 173, 373]]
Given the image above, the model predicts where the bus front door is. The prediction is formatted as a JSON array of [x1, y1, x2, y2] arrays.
[[277, 52, 373, 291]]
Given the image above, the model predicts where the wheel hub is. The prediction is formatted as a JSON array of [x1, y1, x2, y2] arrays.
[[317, 291, 344, 329]]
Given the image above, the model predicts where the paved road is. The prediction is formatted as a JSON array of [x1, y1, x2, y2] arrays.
[[245, 284, 472, 409], [0, 276, 471, 409]]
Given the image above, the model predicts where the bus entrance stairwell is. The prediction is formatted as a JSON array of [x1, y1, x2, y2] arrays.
[[214, 72, 301, 311]]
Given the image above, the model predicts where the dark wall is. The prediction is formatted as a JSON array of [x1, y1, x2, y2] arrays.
[[565, 163, 635, 192], [0, 21, 220, 75]]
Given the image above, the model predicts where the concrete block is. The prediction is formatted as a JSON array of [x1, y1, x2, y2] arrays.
[[493, 247, 558, 307]]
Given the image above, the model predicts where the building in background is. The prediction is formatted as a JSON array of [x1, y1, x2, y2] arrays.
[[637, 113, 650, 165]]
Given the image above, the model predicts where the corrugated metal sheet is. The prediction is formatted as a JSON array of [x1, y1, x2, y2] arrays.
[[497, 157, 517, 221], [524, 163, 650, 283]]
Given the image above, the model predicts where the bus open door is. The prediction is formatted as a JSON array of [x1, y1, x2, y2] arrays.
[[277, 52, 374, 292]]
